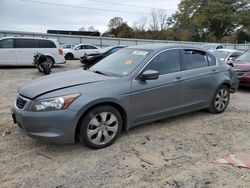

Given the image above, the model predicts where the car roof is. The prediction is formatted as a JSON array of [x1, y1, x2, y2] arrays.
[[0, 36, 54, 41], [76, 43, 99, 46], [127, 43, 208, 52]]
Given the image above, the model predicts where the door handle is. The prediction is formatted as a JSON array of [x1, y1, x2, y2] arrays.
[[175, 76, 182, 81], [211, 69, 219, 73]]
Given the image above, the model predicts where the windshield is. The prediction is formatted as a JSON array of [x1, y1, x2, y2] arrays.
[[89, 48, 151, 77], [236, 51, 250, 62], [209, 50, 229, 61], [99, 46, 114, 53]]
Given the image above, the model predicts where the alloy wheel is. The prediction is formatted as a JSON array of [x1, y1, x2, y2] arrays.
[[215, 88, 229, 111], [87, 112, 119, 145]]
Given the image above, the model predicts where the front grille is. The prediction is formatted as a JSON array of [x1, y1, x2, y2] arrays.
[[16, 96, 28, 109], [236, 70, 247, 77]]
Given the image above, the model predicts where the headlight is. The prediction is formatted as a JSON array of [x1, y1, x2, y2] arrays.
[[31, 94, 80, 112]]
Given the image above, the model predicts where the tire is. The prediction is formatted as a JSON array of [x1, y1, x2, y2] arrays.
[[65, 53, 74, 60], [41, 62, 51, 75], [38, 64, 43, 72], [208, 85, 230, 114], [46, 56, 55, 68], [79, 105, 122, 149]]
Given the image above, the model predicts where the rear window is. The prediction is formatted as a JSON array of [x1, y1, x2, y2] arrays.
[[84, 45, 98, 49], [15, 39, 36, 48], [184, 50, 208, 70], [37, 40, 56, 48], [0, 39, 13, 48]]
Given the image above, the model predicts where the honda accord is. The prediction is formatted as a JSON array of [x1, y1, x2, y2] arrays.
[[11, 44, 238, 149]]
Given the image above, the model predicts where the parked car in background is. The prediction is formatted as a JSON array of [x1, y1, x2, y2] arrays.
[[80, 45, 127, 68], [202, 43, 224, 50], [63, 43, 100, 60], [0, 37, 65, 66], [11, 44, 238, 149], [209, 49, 243, 62], [231, 50, 250, 86]]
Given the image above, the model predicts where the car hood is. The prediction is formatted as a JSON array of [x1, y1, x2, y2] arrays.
[[233, 61, 250, 71], [19, 69, 113, 99]]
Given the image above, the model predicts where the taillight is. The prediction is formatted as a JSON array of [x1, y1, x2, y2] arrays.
[[58, 49, 63, 55]]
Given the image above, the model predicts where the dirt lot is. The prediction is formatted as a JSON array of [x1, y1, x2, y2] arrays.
[[1, 60, 250, 188]]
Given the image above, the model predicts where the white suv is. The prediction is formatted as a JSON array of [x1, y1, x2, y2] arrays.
[[0, 37, 65, 66], [63, 44, 100, 60]]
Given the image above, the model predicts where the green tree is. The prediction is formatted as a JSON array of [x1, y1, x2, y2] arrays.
[[107, 17, 124, 31], [169, 0, 250, 42], [103, 17, 134, 38]]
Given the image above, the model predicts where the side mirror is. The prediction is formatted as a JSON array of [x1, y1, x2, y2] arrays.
[[140, 70, 159, 81]]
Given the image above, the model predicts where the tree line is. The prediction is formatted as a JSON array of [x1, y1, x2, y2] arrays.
[[102, 0, 250, 43]]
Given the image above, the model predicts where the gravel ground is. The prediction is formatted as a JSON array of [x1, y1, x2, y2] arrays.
[[1, 60, 250, 188]]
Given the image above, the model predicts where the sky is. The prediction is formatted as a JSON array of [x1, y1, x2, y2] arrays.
[[0, 0, 180, 34]]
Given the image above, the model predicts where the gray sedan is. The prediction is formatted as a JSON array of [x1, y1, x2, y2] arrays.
[[11, 44, 239, 149]]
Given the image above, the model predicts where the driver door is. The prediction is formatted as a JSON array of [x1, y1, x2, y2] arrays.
[[130, 49, 185, 125]]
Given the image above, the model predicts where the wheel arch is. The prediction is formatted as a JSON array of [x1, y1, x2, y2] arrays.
[[65, 52, 74, 59], [45, 55, 55, 62], [74, 101, 128, 141], [221, 81, 231, 89]]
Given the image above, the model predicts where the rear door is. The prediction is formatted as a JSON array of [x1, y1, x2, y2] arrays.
[[16, 39, 37, 65], [131, 49, 185, 124], [0, 38, 17, 65], [181, 49, 218, 110]]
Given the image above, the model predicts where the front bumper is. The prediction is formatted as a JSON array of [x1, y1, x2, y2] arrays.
[[11, 103, 78, 144]]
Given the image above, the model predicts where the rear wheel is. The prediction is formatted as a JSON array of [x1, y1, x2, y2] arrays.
[[208, 85, 230, 114], [79, 105, 122, 149], [65, 53, 74, 60]]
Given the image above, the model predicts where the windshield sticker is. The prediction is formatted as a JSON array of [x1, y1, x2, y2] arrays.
[[132, 51, 148, 56], [124, 60, 133, 65]]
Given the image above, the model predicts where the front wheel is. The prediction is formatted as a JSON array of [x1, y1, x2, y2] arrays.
[[46, 56, 55, 68], [208, 85, 230, 114], [79, 105, 122, 149], [41, 62, 51, 75]]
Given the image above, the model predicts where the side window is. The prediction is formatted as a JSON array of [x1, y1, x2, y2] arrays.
[[76, 45, 85, 50], [184, 50, 208, 70], [16, 39, 36, 48], [37, 40, 56, 48], [0, 39, 13, 48], [145, 50, 181, 75], [207, 53, 216, 66], [84, 45, 98, 49]]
